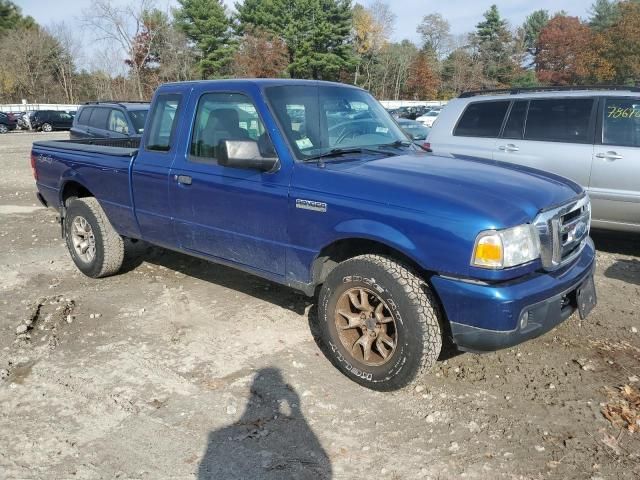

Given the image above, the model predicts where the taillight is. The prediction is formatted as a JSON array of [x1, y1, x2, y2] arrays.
[[30, 152, 38, 181]]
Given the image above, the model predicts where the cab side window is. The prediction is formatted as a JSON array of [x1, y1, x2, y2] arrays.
[[189, 92, 274, 164], [602, 98, 640, 147], [108, 109, 129, 134]]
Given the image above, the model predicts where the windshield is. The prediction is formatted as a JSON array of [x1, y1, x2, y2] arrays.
[[265, 85, 408, 160], [128, 109, 149, 134]]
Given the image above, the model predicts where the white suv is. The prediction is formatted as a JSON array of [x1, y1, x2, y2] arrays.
[[428, 87, 640, 233]]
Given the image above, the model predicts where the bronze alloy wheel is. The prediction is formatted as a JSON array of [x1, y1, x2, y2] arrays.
[[334, 287, 397, 366]]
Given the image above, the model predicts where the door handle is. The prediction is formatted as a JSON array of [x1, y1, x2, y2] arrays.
[[595, 151, 623, 160], [498, 144, 519, 152], [175, 174, 192, 185]]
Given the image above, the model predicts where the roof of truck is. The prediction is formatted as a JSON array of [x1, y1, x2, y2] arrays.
[[161, 78, 363, 90]]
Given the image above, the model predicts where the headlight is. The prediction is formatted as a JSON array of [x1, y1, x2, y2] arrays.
[[472, 224, 540, 269]]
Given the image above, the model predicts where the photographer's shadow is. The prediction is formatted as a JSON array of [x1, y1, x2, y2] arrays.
[[197, 368, 332, 479]]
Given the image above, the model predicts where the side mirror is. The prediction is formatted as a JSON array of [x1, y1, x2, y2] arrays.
[[218, 140, 278, 172]]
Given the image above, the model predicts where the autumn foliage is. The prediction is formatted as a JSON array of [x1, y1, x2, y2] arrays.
[[232, 27, 289, 78], [601, 1, 640, 84], [405, 53, 440, 100], [533, 3, 640, 87]]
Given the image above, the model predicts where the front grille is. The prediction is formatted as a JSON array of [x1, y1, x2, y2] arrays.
[[534, 195, 591, 271]]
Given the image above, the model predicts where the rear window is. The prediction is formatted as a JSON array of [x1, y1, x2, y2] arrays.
[[77, 107, 93, 125], [454, 101, 510, 138], [602, 97, 640, 147], [524, 98, 594, 143], [145, 93, 182, 152], [89, 108, 110, 130]]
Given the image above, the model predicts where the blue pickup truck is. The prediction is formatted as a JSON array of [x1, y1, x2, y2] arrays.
[[31, 79, 596, 391]]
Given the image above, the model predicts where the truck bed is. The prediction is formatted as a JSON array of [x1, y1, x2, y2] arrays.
[[32, 136, 141, 239]]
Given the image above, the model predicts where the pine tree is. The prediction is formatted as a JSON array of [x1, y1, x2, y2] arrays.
[[589, 0, 620, 32], [522, 9, 550, 52], [0, 0, 36, 34], [235, 0, 354, 80], [474, 4, 517, 87], [174, 0, 234, 79]]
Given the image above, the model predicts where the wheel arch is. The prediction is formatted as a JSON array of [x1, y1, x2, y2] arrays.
[[58, 179, 97, 237], [60, 179, 94, 207], [311, 235, 431, 288]]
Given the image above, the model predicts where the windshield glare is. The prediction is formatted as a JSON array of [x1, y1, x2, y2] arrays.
[[401, 123, 429, 140], [265, 85, 409, 160]]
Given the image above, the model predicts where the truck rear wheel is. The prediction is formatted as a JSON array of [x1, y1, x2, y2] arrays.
[[318, 254, 443, 391], [64, 198, 124, 278]]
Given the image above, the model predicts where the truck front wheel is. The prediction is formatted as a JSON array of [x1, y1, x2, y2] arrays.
[[318, 254, 443, 391], [64, 197, 124, 278]]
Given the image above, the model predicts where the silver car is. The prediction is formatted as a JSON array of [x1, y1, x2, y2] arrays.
[[428, 87, 640, 232]]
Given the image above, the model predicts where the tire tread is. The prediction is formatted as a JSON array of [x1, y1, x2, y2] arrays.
[[321, 254, 443, 390], [71, 197, 124, 277]]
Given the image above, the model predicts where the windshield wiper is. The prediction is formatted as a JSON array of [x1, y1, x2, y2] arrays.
[[375, 140, 413, 150], [304, 147, 394, 163]]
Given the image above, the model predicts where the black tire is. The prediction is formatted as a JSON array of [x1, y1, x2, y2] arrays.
[[42, 123, 53, 132], [318, 254, 442, 391], [0, 123, 8, 134], [64, 197, 124, 278]]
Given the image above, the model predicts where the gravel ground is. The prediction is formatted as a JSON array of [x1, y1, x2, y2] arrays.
[[1, 132, 639, 479]]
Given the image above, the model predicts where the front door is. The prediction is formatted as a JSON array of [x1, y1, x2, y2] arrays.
[[169, 89, 290, 276], [590, 97, 640, 228]]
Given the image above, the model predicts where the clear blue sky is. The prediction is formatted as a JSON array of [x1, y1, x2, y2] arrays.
[[17, 0, 593, 41]]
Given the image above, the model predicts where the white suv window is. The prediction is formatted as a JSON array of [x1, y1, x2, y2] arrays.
[[524, 98, 594, 144], [603, 98, 640, 147], [453, 101, 510, 138]]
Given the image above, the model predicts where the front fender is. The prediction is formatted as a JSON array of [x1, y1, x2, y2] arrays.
[[333, 218, 421, 261]]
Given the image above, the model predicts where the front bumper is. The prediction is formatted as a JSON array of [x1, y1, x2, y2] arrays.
[[431, 238, 596, 352]]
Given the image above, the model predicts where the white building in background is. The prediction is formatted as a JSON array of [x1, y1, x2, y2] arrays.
[[0, 103, 80, 113], [379, 100, 447, 109]]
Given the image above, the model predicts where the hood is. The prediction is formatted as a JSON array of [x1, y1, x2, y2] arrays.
[[303, 152, 582, 228]]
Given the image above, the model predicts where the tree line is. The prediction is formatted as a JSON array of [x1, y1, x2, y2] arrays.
[[0, 0, 638, 104]]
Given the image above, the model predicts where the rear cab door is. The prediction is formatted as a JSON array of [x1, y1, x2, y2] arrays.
[[168, 81, 291, 277], [590, 96, 640, 229], [493, 96, 596, 188], [131, 87, 189, 247]]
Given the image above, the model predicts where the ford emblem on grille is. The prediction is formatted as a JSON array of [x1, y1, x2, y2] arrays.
[[567, 221, 587, 244]]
